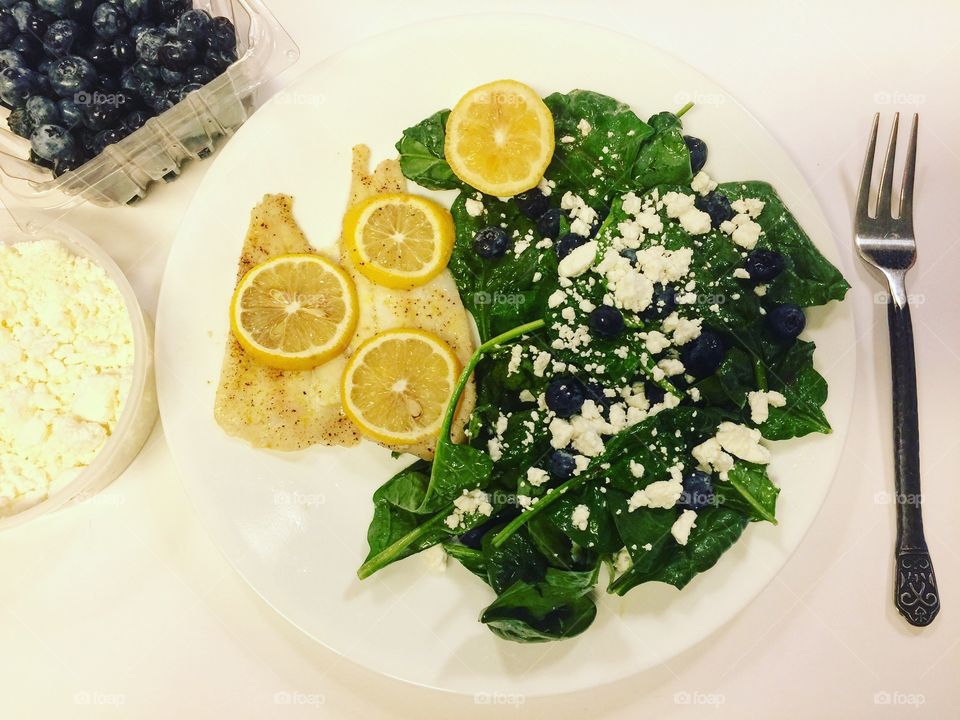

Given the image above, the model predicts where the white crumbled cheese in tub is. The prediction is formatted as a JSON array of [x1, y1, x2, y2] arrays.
[[747, 390, 786, 424], [715, 421, 771, 464], [0, 239, 134, 513], [671, 510, 698, 545], [464, 198, 484, 217], [571, 504, 590, 531]]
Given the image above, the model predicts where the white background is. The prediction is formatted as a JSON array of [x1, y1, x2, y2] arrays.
[[1, 0, 958, 717]]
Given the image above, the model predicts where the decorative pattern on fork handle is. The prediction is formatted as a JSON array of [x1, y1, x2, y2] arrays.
[[896, 550, 940, 626]]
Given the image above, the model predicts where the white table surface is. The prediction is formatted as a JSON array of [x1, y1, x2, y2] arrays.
[[2, 1, 958, 717]]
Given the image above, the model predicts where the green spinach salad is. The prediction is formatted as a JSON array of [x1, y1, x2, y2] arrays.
[[355, 88, 849, 643]]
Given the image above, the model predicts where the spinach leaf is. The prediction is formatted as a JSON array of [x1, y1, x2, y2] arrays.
[[395, 109, 464, 191], [365, 460, 432, 560], [548, 484, 622, 554], [761, 339, 831, 439], [543, 90, 654, 204], [480, 565, 600, 642], [443, 543, 489, 581], [718, 463, 779, 523], [416, 443, 493, 514], [632, 112, 693, 190], [483, 528, 548, 593]]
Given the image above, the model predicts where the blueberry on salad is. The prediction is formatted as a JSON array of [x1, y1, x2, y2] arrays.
[[680, 329, 725, 378], [514, 188, 550, 220], [535, 207, 561, 238], [679, 470, 714, 510], [545, 375, 585, 418], [548, 450, 577, 480], [744, 249, 785, 283], [588, 305, 625, 339], [694, 190, 735, 228], [473, 226, 510, 259], [642, 284, 677, 320], [555, 232, 586, 259], [683, 135, 707, 174], [766, 303, 806, 342]]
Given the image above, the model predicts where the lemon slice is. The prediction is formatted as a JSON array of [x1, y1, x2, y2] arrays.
[[230, 253, 359, 370], [444, 79, 555, 197], [341, 329, 461, 445], [343, 193, 454, 289]]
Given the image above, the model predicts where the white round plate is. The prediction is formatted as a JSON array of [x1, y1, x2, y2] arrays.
[[157, 15, 855, 696]]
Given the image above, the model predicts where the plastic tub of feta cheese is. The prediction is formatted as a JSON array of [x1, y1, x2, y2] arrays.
[[0, 219, 157, 530]]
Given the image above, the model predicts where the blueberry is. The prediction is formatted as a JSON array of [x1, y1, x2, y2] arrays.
[[185, 63, 215, 85], [122, 0, 147, 21], [0, 65, 35, 107], [589, 305, 625, 339], [29, 148, 55, 169], [158, 66, 182, 85], [138, 77, 171, 111], [545, 375, 585, 418], [642, 283, 677, 320], [136, 28, 165, 64], [67, 0, 96, 22], [548, 450, 577, 480], [683, 135, 707, 174], [123, 108, 148, 131], [620, 248, 638, 264], [0, 49, 23, 71], [694, 191, 735, 229], [206, 16, 236, 52], [766, 303, 805, 343], [25, 95, 60, 126], [53, 148, 84, 175], [644, 381, 665, 406], [177, 81, 201, 101], [81, 99, 122, 130], [680, 329, 725, 378], [48, 55, 96, 97], [6, 106, 31, 137], [177, 8, 211, 44], [94, 126, 125, 149], [131, 59, 159, 82], [203, 47, 236, 73], [0, 11, 17, 45], [58, 98, 82, 126], [535, 207, 561, 238], [30, 123, 75, 161], [514, 188, 550, 220], [37, 0, 70, 16], [9, 34, 42, 66], [679, 470, 714, 511], [472, 226, 509, 259], [92, 3, 128, 39], [43, 18, 79, 54], [581, 381, 611, 410], [111, 35, 136, 64], [26, 10, 54, 37], [555, 232, 586, 259], [85, 39, 117, 70], [744, 249, 785, 283], [152, 0, 190, 22], [129, 21, 153, 40], [158, 39, 196, 71]]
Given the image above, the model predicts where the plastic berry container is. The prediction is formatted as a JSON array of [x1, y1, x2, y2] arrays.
[[0, 0, 299, 230], [0, 218, 157, 530]]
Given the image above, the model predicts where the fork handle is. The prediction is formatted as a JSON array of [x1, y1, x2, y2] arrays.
[[887, 299, 940, 626]]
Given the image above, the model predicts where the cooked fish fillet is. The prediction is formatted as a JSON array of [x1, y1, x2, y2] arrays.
[[214, 194, 361, 450], [214, 146, 476, 459]]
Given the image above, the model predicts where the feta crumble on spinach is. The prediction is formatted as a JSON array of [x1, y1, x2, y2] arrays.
[[357, 89, 849, 644]]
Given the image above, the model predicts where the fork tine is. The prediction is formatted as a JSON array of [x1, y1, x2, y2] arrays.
[[856, 113, 879, 222], [876, 112, 900, 219], [898, 114, 918, 221]]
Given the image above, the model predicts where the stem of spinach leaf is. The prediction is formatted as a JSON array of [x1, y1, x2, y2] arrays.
[[437, 318, 546, 445], [753, 356, 768, 391], [675, 101, 695, 118], [490, 474, 588, 549], [357, 512, 449, 580]]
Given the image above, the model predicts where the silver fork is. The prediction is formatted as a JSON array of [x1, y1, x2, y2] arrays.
[[856, 113, 940, 627]]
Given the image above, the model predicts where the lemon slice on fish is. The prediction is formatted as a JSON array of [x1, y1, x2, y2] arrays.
[[230, 253, 359, 370], [340, 329, 461, 445], [444, 79, 555, 197], [343, 193, 454, 289]]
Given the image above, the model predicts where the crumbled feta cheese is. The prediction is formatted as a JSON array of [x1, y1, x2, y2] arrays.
[[549, 418, 575, 449], [747, 390, 786, 424], [754, 284, 768, 297], [628, 479, 683, 510], [657, 358, 685, 377], [444, 489, 493, 529], [507, 344, 523, 376], [613, 548, 632, 576], [464, 198, 484, 217], [421, 544, 447, 572], [527, 467, 549, 487], [577, 118, 592, 136], [644, 331, 671, 354], [692, 437, 734, 480], [519, 389, 536, 403], [571, 504, 590, 531], [538, 177, 555, 197], [690, 171, 718, 196], [733, 268, 751, 279], [547, 289, 567, 308], [731, 197, 765, 218], [732, 219, 762, 249], [532, 351, 552, 377], [487, 438, 503, 462], [671, 510, 698, 546], [558, 241, 598, 278], [629, 460, 645, 478], [560, 135, 576, 143], [715, 422, 771, 464]]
